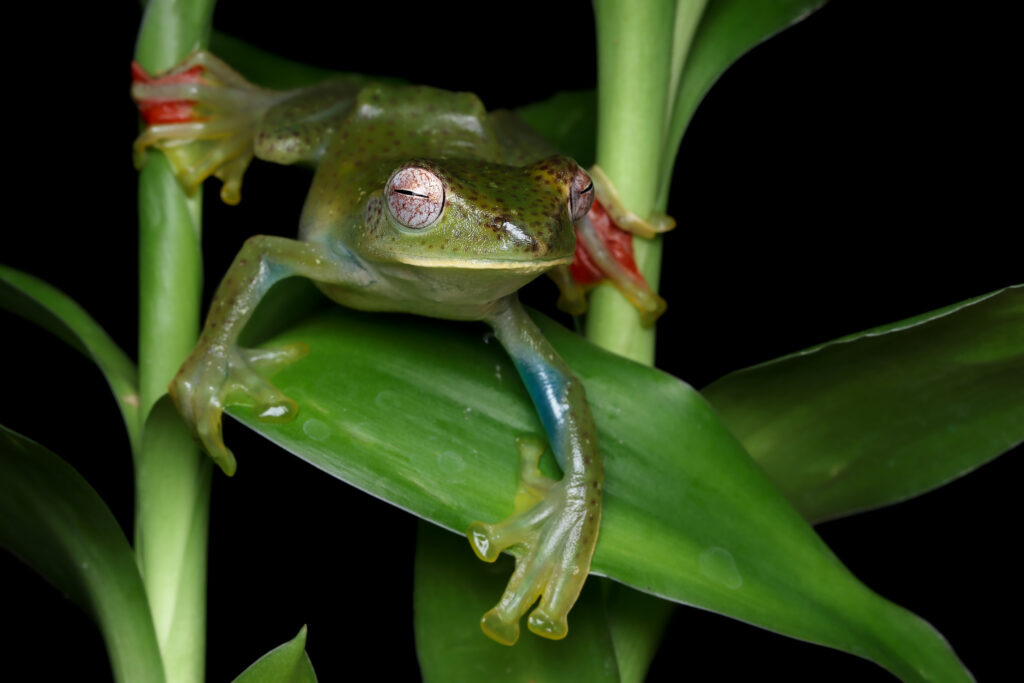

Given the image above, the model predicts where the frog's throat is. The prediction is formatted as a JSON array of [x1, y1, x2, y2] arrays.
[[390, 255, 573, 271]]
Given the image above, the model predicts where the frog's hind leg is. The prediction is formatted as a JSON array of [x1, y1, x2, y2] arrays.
[[470, 296, 603, 645], [132, 53, 280, 204], [131, 51, 362, 205]]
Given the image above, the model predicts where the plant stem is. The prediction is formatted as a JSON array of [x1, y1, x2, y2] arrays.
[[588, 3, 707, 678], [134, 1, 216, 681], [587, 0, 676, 365]]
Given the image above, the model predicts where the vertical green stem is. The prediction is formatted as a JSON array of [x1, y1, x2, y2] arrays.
[[587, 0, 675, 364], [134, 1, 216, 681], [589, 3, 707, 679]]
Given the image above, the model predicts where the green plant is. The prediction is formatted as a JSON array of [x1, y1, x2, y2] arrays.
[[2, 1, 1020, 681]]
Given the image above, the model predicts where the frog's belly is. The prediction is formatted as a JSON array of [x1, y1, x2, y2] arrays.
[[316, 262, 545, 321]]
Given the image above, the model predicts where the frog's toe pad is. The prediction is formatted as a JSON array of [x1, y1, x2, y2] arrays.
[[467, 522, 502, 562], [528, 608, 568, 640], [254, 395, 298, 423], [195, 411, 238, 476], [481, 608, 521, 646]]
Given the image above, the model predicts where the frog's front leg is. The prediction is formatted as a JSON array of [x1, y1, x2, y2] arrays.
[[469, 296, 602, 645], [172, 236, 367, 475]]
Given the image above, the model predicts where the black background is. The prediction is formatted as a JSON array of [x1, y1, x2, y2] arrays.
[[3, 1, 1020, 680]]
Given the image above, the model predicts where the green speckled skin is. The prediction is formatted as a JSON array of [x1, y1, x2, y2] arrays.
[[134, 52, 603, 645]]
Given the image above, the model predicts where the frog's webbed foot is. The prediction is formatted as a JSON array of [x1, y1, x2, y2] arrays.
[[467, 437, 600, 645], [131, 51, 281, 204], [169, 340, 308, 475]]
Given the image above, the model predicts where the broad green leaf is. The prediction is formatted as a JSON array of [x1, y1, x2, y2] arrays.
[[232, 626, 318, 683], [415, 521, 619, 683], [416, 527, 667, 683], [658, 0, 827, 204], [600, 582, 674, 683], [0, 266, 140, 454], [229, 308, 971, 681], [0, 426, 165, 683], [704, 285, 1024, 523]]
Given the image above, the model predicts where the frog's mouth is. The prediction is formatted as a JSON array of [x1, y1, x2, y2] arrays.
[[391, 255, 574, 271]]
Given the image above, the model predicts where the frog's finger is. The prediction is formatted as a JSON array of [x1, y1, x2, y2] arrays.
[[513, 435, 555, 501], [575, 212, 666, 327], [166, 50, 257, 89], [467, 502, 551, 563], [222, 355, 301, 424], [195, 407, 237, 476], [131, 82, 258, 110], [526, 529, 591, 640], [181, 142, 254, 203], [241, 343, 310, 372], [588, 164, 676, 238], [480, 546, 546, 646]]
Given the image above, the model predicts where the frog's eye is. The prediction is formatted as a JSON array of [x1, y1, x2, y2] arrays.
[[569, 167, 595, 222], [386, 167, 445, 229]]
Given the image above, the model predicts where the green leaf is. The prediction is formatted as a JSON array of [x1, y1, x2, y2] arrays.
[[704, 284, 1024, 523], [232, 626, 318, 683], [600, 583, 674, 683], [211, 32, 354, 89], [515, 90, 598, 167], [415, 521, 619, 683], [0, 425, 165, 683], [0, 266, 140, 455], [658, 0, 827, 204], [229, 307, 970, 682]]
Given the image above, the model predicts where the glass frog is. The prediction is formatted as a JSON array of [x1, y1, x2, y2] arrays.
[[132, 52, 603, 645]]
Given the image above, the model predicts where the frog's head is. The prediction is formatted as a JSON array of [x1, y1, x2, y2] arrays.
[[356, 155, 593, 277]]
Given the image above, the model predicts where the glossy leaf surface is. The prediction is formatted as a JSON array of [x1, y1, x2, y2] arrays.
[[0, 266, 140, 453], [0, 426, 164, 683], [229, 306, 970, 681], [705, 285, 1024, 522], [659, 0, 827, 202], [232, 626, 317, 683]]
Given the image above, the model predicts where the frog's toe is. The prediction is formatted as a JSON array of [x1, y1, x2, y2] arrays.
[[481, 607, 520, 646], [241, 342, 310, 372], [468, 502, 552, 563], [253, 394, 299, 423], [195, 406, 238, 476], [470, 476, 598, 645], [527, 607, 568, 640]]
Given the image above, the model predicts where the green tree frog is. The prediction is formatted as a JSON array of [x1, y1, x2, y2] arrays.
[[133, 52, 602, 645]]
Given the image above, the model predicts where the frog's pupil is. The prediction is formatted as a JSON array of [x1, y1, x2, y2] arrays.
[[395, 189, 428, 198]]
